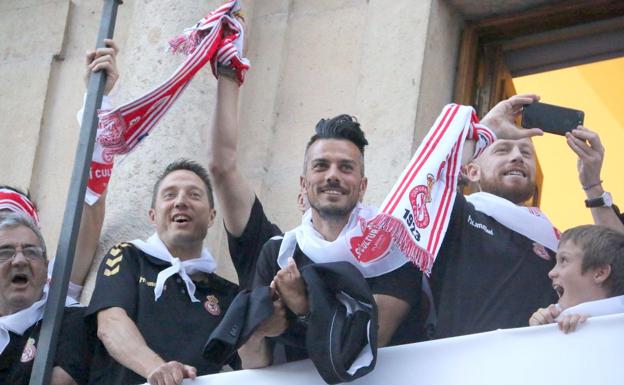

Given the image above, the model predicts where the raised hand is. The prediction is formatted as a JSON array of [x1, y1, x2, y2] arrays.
[[85, 38, 119, 95], [529, 304, 561, 326], [565, 126, 605, 190], [481, 94, 543, 140], [557, 313, 588, 334], [272, 257, 309, 316]]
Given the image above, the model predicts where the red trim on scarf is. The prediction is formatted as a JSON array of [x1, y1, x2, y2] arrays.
[[383, 104, 460, 214], [0, 190, 40, 225]]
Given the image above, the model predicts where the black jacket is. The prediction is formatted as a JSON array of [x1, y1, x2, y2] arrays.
[[203, 262, 378, 384]]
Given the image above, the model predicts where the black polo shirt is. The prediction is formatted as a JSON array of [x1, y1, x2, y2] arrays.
[[430, 194, 558, 339], [86, 242, 239, 385], [0, 307, 90, 385], [253, 238, 422, 361], [226, 197, 282, 290]]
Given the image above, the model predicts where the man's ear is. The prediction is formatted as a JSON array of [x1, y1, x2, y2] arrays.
[[148, 208, 156, 226], [207, 208, 216, 228], [297, 191, 307, 213], [593, 264, 612, 285], [299, 175, 307, 193], [465, 162, 482, 183], [358, 176, 368, 202]]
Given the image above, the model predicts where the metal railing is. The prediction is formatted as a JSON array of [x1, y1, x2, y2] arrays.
[[28, 1, 123, 384]]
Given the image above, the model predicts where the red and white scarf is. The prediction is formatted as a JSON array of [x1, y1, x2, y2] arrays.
[[465, 192, 560, 251], [0, 188, 39, 225], [87, 0, 249, 204], [366, 104, 494, 274], [277, 204, 409, 278], [76, 95, 115, 205]]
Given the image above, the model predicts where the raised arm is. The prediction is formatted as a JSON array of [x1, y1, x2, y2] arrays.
[[566, 126, 624, 232], [462, 94, 544, 165], [70, 39, 119, 292], [97, 307, 196, 385], [207, 75, 256, 237]]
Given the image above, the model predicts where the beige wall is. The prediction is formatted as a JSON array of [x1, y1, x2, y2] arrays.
[[0, 0, 462, 301]]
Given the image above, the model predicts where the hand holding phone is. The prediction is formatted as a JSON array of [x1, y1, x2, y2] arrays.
[[521, 102, 584, 136]]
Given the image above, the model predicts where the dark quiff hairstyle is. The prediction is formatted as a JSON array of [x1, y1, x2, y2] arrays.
[[560, 224, 624, 297], [151, 159, 215, 209], [304, 114, 369, 174]]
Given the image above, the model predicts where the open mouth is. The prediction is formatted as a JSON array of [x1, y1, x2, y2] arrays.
[[553, 284, 564, 298], [320, 185, 347, 196], [503, 169, 526, 177], [11, 273, 29, 286], [172, 214, 191, 224]]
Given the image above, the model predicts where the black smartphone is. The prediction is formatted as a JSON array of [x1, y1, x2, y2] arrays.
[[521, 102, 584, 136]]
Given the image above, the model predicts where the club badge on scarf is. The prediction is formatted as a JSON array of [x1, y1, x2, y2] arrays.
[[365, 104, 494, 274], [87, 0, 249, 204], [278, 204, 409, 278]]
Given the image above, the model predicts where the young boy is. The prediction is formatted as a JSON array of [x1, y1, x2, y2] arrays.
[[529, 224, 624, 333]]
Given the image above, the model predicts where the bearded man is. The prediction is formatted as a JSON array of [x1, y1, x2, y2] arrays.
[[429, 95, 561, 338]]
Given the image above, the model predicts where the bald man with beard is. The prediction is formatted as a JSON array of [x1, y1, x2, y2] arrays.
[[428, 95, 561, 339]]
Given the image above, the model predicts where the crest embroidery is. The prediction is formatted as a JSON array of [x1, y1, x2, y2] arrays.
[[20, 337, 37, 363], [204, 295, 221, 316]]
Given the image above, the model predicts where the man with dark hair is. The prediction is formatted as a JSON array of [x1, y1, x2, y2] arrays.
[[307, 114, 369, 153], [0, 213, 91, 385], [238, 113, 423, 368], [529, 224, 624, 333], [86, 159, 240, 385], [150, 159, 215, 209]]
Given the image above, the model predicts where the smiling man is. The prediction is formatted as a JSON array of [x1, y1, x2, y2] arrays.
[[239, 115, 423, 368], [0, 214, 90, 385], [428, 95, 564, 338], [86, 160, 239, 385]]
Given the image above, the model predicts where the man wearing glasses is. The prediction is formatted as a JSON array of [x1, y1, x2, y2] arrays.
[[0, 213, 90, 385]]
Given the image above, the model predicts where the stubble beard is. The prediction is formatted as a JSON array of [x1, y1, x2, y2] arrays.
[[308, 195, 358, 223], [478, 176, 535, 205]]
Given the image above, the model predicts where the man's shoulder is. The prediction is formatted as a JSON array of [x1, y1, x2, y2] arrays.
[[260, 236, 284, 254], [105, 241, 168, 266], [206, 273, 239, 294]]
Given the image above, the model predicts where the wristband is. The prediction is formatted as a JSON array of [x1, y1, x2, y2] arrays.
[[582, 180, 603, 191]]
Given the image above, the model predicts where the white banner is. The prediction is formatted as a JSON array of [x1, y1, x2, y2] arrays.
[[175, 313, 624, 385]]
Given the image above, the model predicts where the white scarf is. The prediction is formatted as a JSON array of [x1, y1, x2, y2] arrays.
[[558, 295, 624, 320], [465, 192, 560, 252], [0, 287, 47, 354], [131, 233, 217, 302], [367, 104, 493, 274], [277, 204, 409, 278]]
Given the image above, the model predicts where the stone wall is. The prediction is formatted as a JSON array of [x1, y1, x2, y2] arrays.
[[0, 0, 462, 301]]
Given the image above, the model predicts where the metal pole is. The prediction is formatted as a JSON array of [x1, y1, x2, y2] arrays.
[[29, 1, 122, 384]]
